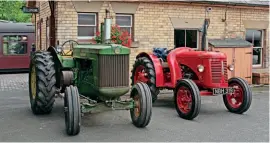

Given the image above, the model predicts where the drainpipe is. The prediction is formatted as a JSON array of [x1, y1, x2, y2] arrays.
[[49, 1, 56, 47], [103, 9, 111, 44]]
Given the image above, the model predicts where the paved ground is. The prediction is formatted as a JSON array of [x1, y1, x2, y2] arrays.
[[0, 73, 269, 142]]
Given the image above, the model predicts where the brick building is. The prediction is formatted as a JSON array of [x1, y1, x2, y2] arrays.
[[26, 0, 269, 84]]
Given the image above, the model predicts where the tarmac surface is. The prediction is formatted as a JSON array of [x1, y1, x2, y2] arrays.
[[0, 73, 269, 142]]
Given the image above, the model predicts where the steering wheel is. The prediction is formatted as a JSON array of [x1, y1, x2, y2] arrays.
[[60, 40, 78, 56]]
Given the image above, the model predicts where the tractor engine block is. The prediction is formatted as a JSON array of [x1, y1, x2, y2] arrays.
[[180, 64, 198, 80]]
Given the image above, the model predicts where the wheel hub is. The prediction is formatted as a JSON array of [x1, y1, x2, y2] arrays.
[[30, 65, 37, 99], [177, 87, 192, 113], [226, 83, 243, 108], [134, 65, 149, 84], [133, 95, 141, 118]]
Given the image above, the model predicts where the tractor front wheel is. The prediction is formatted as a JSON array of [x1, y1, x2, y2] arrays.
[[131, 57, 159, 103], [223, 77, 252, 114], [130, 82, 152, 128], [64, 85, 81, 136], [174, 79, 201, 120], [29, 51, 57, 115]]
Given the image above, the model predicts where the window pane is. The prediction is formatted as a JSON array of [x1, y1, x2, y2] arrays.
[[3, 35, 28, 55], [120, 27, 131, 35], [174, 30, 185, 48], [116, 15, 132, 26], [186, 30, 197, 48], [78, 14, 95, 25], [253, 48, 262, 65], [78, 26, 95, 36], [245, 30, 254, 44], [253, 30, 262, 47]]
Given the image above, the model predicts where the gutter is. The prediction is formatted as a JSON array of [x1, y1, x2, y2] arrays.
[[94, 0, 269, 8], [187, 0, 269, 7]]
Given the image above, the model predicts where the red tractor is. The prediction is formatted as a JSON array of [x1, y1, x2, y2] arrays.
[[131, 19, 252, 120]]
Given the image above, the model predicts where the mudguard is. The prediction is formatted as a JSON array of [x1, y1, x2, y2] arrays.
[[47, 46, 64, 68], [136, 52, 164, 87]]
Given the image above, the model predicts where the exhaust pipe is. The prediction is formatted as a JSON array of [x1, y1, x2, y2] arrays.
[[201, 19, 210, 51], [103, 9, 111, 44]]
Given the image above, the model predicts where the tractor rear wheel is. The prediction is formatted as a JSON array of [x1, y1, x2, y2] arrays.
[[64, 85, 81, 136], [223, 77, 252, 114], [131, 57, 159, 103], [174, 79, 201, 120], [29, 51, 57, 115], [130, 82, 152, 128]]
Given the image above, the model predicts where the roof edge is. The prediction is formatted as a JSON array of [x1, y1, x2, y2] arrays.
[[92, 0, 269, 7]]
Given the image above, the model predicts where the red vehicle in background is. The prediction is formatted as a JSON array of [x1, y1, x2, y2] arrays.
[[0, 22, 35, 72]]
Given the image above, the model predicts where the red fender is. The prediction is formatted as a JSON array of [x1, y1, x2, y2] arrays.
[[166, 47, 195, 88], [136, 52, 164, 87]]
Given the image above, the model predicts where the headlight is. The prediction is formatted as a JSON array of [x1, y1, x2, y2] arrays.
[[114, 47, 120, 54], [228, 64, 234, 71], [197, 65, 204, 72]]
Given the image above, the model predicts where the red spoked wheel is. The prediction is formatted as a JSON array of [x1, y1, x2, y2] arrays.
[[131, 57, 160, 103], [176, 86, 193, 114], [226, 83, 244, 109], [134, 65, 149, 84], [174, 79, 201, 120], [223, 77, 252, 114]]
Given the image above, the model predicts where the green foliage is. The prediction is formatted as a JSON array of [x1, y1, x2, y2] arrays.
[[0, 0, 32, 22]]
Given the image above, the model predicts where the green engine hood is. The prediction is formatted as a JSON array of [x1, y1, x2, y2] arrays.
[[73, 43, 130, 59]]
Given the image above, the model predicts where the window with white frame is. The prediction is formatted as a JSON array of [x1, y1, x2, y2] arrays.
[[245, 29, 263, 66], [115, 14, 133, 36], [174, 29, 199, 49], [77, 13, 97, 39]]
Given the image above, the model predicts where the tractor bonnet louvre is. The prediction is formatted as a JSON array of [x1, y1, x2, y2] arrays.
[[98, 54, 129, 87], [211, 59, 228, 83]]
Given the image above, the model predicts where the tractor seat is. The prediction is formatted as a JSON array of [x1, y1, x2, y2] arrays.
[[153, 47, 170, 62], [63, 49, 73, 57]]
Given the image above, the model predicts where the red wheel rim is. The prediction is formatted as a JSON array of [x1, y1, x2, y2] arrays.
[[176, 86, 192, 114], [226, 83, 244, 109], [134, 65, 149, 84]]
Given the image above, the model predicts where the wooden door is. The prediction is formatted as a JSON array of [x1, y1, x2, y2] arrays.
[[234, 48, 252, 84]]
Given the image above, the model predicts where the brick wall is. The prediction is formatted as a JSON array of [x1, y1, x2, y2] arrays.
[[35, 1, 269, 70], [34, 1, 51, 50], [55, 1, 77, 49]]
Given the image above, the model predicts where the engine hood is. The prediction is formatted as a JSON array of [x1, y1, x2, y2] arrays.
[[169, 47, 227, 59], [196, 51, 227, 59]]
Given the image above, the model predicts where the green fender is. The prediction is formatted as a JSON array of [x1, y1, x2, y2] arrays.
[[47, 46, 75, 88]]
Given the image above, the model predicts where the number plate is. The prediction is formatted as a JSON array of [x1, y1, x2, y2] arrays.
[[213, 88, 235, 95]]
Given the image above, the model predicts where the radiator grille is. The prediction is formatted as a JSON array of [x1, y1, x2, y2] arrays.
[[98, 54, 129, 87], [223, 60, 228, 83], [211, 59, 228, 83]]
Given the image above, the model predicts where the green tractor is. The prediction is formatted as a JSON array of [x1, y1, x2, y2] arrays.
[[28, 11, 152, 136]]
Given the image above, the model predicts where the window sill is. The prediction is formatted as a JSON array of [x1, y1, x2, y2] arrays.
[[252, 65, 263, 69]]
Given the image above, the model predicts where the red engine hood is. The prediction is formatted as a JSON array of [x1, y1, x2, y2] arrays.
[[170, 47, 227, 59]]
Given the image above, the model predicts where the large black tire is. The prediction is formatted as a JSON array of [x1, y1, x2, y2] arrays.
[[174, 79, 201, 120], [29, 51, 57, 115], [223, 77, 252, 114], [131, 57, 159, 103], [64, 85, 81, 136], [130, 82, 152, 128]]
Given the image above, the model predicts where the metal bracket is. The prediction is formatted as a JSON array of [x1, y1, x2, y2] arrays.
[[80, 96, 134, 114]]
